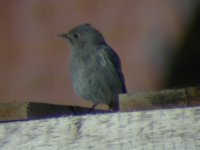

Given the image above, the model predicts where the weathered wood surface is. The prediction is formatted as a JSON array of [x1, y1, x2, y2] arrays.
[[0, 107, 200, 150], [120, 86, 200, 111]]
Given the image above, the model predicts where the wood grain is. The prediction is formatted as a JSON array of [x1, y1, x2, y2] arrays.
[[0, 107, 200, 149], [120, 86, 200, 111]]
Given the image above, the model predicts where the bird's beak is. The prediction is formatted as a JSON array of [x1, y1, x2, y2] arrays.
[[57, 33, 69, 39]]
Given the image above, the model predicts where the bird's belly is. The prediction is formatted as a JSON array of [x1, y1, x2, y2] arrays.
[[71, 64, 121, 104]]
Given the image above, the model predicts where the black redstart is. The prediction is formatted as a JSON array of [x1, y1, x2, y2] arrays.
[[58, 23, 126, 111]]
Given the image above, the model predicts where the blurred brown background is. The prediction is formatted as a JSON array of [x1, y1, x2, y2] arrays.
[[0, 0, 199, 108]]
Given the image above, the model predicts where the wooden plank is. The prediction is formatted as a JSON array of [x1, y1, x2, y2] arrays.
[[1, 87, 200, 121], [0, 102, 28, 121], [120, 86, 200, 111], [0, 107, 200, 149], [0, 102, 108, 122]]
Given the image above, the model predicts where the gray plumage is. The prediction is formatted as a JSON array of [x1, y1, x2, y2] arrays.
[[59, 23, 126, 111]]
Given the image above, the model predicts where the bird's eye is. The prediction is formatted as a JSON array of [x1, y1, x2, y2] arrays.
[[73, 33, 80, 39]]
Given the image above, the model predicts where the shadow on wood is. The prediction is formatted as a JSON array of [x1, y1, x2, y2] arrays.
[[0, 102, 109, 122]]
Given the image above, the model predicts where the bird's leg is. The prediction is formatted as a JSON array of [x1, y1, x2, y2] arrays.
[[108, 105, 113, 111], [68, 106, 77, 115], [108, 100, 119, 112], [185, 87, 190, 106], [88, 103, 98, 113]]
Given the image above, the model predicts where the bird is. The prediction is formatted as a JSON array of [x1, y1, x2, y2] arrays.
[[58, 23, 126, 111]]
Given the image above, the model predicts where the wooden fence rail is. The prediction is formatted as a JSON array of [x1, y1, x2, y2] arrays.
[[0, 106, 200, 150]]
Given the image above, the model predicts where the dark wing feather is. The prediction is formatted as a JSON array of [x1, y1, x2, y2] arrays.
[[100, 46, 127, 93]]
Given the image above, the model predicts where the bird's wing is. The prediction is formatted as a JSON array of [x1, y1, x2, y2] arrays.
[[99, 46, 127, 93]]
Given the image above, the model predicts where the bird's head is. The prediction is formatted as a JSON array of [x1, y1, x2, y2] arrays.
[[58, 23, 105, 49]]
